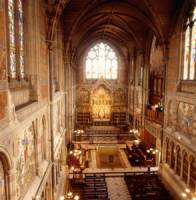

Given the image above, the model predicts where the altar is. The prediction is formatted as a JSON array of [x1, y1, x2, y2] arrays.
[[93, 118, 111, 126]]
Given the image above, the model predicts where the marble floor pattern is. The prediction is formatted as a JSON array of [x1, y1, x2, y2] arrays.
[[106, 177, 132, 200]]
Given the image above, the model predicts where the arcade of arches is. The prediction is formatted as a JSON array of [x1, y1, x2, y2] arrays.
[[0, 0, 196, 200]]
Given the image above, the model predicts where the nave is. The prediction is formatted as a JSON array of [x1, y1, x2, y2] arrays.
[[64, 124, 171, 200], [0, 0, 196, 200]]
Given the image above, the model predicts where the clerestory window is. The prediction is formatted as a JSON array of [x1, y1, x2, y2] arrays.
[[183, 6, 196, 80], [8, 0, 24, 80]]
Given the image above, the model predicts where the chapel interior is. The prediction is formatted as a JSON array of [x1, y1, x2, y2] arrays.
[[0, 0, 196, 200]]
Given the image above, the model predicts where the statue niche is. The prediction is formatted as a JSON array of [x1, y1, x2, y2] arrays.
[[91, 85, 112, 120]]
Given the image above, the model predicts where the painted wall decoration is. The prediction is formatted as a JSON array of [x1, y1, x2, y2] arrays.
[[16, 124, 36, 198], [91, 85, 112, 120], [177, 102, 195, 136]]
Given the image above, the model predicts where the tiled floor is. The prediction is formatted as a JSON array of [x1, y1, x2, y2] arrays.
[[96, 148, 125, 168], [106, 177, 132, 200], [119, 149, 132, 168]]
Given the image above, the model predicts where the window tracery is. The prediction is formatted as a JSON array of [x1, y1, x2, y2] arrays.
[[85, 42, 118, 79]]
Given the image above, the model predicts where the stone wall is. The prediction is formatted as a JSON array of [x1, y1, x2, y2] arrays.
[[0, 1, 67, 200]]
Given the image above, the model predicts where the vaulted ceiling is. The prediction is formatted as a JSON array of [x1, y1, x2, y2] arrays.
[[58, 0, 183, 61]]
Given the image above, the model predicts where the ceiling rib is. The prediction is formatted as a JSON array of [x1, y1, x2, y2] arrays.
[[101, 0, 117, 40]]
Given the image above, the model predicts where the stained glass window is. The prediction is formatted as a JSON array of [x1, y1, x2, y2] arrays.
[[8, 0, 16, 78], [85, 42, 118, 79], [8, 0, 25, 79], [18, 0, 24, 78], [183, 7, 196, 80]]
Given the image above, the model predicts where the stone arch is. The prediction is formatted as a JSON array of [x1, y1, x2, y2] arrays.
[[0, 147, 13, 170], [0, 147, 13, 200], [170, 141, 175, 169], [189, 155, 196, 190], [182, 150, 188, 183], [176, 145, 182, 176], [165, 137, 170, 164]]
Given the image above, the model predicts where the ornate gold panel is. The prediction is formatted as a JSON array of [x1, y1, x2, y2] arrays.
[[91, 85, 112, 120]]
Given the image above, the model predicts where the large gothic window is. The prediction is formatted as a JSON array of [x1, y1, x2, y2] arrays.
[[183, 6, 196, 80], [8, 0, 24, 80], [85, 42, 118, 79]]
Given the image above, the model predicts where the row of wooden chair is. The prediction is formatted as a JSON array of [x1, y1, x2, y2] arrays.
[[125, 174, 173, 200], [125, 143, 154, 166], [82, 174, 109, 200]]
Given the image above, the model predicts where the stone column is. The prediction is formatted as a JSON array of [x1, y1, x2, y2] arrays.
[[180, 154, 184, 179], [7, 169, 17, 200], [187, 156, 193, 186], [174, 148, 178, 172]]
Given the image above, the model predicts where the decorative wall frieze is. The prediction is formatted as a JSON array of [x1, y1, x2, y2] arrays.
[[164, 128, 196, 155], [166, 99, 196, 140]]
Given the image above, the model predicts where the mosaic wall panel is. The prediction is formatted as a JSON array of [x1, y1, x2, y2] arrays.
[[16, 123, 36, 198]]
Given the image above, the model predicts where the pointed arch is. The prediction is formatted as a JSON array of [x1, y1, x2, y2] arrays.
[[0, 147, 13, 200]]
